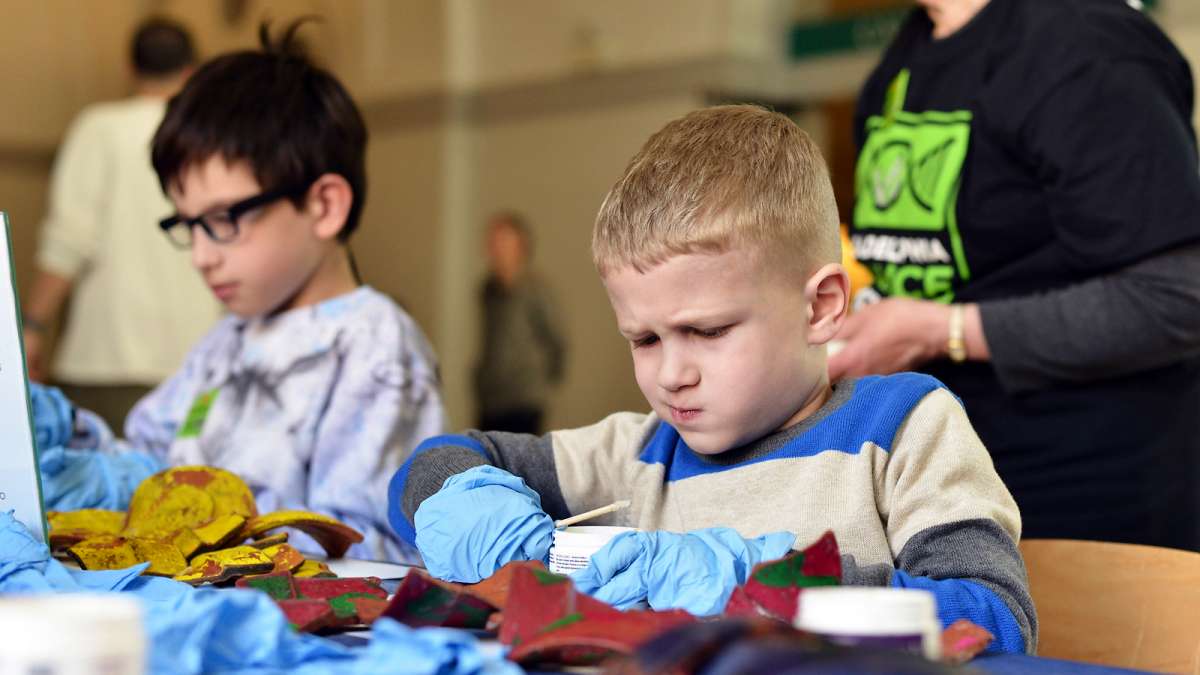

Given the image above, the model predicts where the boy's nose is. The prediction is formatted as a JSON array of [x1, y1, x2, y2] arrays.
[[658, 348, 699, 392], [190, 226, 221, 271]]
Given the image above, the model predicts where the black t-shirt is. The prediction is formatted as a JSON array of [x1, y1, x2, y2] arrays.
[[852, 0, 1200, 548]]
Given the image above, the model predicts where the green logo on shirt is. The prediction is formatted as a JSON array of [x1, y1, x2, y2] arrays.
[[177, 388, 219, 439], [853, 69, 973, 302]]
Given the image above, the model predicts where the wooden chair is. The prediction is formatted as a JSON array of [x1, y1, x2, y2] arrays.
[[1020, 538, 1200, 673]]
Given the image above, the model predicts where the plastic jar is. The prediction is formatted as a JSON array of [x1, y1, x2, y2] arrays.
[[0, 594, 146, 674], [547, 525, 636, 575], [793, 587, 942, 660]]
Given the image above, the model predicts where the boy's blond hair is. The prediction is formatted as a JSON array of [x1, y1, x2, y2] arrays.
[[593, 104, 840, 277]]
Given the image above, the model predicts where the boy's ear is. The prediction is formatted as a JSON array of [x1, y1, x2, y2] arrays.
[[804, 263, 850, 345], [306, 173, 353, 241]]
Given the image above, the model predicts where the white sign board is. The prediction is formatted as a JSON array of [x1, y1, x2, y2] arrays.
[[0, 212, 45, 542]]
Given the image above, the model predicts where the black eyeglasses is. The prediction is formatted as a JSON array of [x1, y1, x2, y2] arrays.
[[158, 181, 314, 249]]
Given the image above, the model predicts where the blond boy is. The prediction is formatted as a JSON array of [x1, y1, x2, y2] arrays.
[[388, 105, 1035, 653]]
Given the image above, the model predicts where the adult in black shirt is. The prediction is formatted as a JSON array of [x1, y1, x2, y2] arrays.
[[830, 0, 1200, 550]]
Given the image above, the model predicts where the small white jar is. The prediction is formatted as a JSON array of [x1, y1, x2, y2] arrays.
[[793, 587, 942, 660], [0, 594, 146, 675], [547, 525, 636, 575]]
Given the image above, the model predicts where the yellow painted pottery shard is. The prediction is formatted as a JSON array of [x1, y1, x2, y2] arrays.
[[246, 533, 289, 550], [293, 560, 337, 578], [261, 544, 307, 574], [128, 538, 189, 577], [47, 509, 125, 551], [123, 466, 257, 539], [239, 510, 364, 558], [66, 535, 140, 571], [175, 546, 274, 585]]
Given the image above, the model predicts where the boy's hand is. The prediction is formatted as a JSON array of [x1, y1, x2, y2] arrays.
[[571, 527, 795, 616], [415, 465, 554, 583]]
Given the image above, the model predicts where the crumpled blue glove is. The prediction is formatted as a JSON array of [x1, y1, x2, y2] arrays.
[[29, 382, 74, 450], [38, 444, 165, 511], [571, 527, 796, 616], [415, 465, 554, 583]]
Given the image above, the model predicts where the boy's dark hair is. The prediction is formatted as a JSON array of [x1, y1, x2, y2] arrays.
[[151, 19, 367, 241], [131, 17, 195, 77]]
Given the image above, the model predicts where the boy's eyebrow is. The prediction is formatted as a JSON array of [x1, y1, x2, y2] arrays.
[[171, 194, 255, 219], [618, 311, 739, 337]]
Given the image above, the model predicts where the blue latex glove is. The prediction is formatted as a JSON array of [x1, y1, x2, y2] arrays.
[[414, 465, 554, 583], [1, 511, 522, 675], [29, 382, 74, 450], [38, 445, 165, 511], [571, 527, 796, 616]]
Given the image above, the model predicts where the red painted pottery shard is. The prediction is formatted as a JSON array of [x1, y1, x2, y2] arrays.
[[236, 571, 299, 600], [279, 598, 338, 632], [348, 596, 389, 625], [722, 585, 761, 618], [498, 565, 620, 648], [728, 530, 841, 621], [508, 610, 697, 667], [940, 619, 994, 664], [294, 576, 387, 601], [383, 570, 497, 629], [465, 560, 548, 608]]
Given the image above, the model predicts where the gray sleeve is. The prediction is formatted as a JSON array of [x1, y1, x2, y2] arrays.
[[841, 519, 1037, 655], [399, 429, 572, 525], [982, 243, 1200, 394]]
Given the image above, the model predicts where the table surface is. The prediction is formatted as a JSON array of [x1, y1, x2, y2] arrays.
[[321, 560, 1152, 675]]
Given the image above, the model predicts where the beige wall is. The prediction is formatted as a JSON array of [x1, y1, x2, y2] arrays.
[[473, 94, 705, 429], [4, 0, 1199, 434]]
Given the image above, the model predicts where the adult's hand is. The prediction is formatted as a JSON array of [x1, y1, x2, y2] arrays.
[[828, 297, 948, 381]]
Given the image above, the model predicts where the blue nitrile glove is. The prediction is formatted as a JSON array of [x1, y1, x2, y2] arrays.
[[571, 527, 796, 616], [414, 465, 554, 583], [38, 444, 166, 511], [29, 382, 74, 450]]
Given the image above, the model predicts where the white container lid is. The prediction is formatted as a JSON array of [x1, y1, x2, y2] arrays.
[[551, 525, 635, 550], [795, 587, 938, 636], [0, 594, 146, 673]]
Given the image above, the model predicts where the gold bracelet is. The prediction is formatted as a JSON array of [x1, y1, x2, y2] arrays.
[[947, 304, 967, 363]]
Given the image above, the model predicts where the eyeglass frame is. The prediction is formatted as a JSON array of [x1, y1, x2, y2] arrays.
[[158, 180, 315, 249]]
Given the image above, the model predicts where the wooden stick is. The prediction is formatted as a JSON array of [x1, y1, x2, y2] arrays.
[[554, 500, 631, 529]]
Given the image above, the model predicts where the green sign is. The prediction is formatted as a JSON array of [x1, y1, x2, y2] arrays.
[[789, 8, 909, 59]]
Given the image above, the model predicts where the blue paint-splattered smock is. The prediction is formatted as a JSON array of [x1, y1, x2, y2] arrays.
[[124, 286, 447, 562]]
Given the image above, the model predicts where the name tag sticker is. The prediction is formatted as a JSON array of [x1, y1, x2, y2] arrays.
[[177, 388, 219, 439]]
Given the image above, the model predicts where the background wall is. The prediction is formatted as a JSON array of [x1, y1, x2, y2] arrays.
[[1, 0, 1197, 432]]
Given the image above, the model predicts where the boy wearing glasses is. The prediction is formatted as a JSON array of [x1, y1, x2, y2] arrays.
[[36, 23, 447, 562]]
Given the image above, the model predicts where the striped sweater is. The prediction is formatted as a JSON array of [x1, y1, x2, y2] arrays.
[[389, 373, 1036, 653]]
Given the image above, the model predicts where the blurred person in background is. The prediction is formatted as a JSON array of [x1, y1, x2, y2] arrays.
[[474, 212, 566, 434], [22, 17, 221, 432], [831, 0, 1200, 549]]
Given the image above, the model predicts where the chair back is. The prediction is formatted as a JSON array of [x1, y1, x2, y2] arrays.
[[1021, 538, 1200, 673]]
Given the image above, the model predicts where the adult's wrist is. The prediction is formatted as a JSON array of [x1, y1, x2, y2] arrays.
[[947, 304, 967, 363]]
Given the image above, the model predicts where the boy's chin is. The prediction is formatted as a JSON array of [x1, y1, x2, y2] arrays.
[[678, 430, 735, 456]]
